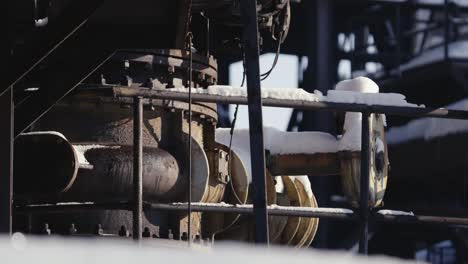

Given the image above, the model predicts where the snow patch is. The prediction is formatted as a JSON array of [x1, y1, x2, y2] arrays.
[[20, 131, 67, 140], [335, 76, 379, 93], [326, 90, 419, 107], [168, 86, 322, 102], [394, 40, 468, 72], [387, 98, 468, 144], [377, 210, 415, 216], [216, 127, 338, 182], [338, 112, 363, 152], [34, 17, 49, 27], [73, 144, 121, 165], [0, 236, 418, 264], [289, 176, 313, 199], [375, 137, 385, 153], [274, 176, 284, 194], [167, 79, 420, 109], [336, 78, 375, 152]]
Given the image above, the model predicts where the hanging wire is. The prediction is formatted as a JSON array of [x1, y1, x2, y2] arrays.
[[186, 32, 193, 246], [185, 0, 193, 247], [260, 31, 283, 81], [210, 45, 248, 242]]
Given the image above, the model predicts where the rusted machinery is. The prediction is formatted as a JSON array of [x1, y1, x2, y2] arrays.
[[9, 0, 392, 247]]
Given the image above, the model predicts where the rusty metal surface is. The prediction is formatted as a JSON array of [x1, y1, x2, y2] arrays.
[[93, 49, 217, 89], [267, 153, 340, 176], [19, 145, 181, 203], [339, 113, 388, 209]]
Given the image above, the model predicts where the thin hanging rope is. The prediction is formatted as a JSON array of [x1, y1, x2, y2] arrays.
[[187, 33, 193, 246]]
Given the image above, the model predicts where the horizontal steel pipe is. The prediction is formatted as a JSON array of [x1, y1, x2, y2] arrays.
[[267, 153, 340, 176], [374, 213, 468, 226], [108, 87, 468, 120], [15, 202, 131, 213], [15, 202, 468, 226]]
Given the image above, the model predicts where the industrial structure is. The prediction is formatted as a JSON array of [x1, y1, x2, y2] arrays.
[[1, 0, 468, 263]]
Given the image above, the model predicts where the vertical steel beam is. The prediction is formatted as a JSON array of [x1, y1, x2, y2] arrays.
[[133, 97, 143, 241], [299, 0, 335, 248], [301, 0, 335, 133], [444, 0, 450, 61], [0, 1, 13, 234], [240, 0, 269, 244], [0, 88, 13, 235], [359, 112, 371, 255]]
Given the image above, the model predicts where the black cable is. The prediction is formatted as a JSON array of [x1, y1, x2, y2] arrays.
[[186, 31, 193, 246], [260, 31, 283, 81]]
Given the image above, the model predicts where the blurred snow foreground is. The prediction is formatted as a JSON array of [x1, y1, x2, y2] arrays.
[[2, 235, 418, 264]]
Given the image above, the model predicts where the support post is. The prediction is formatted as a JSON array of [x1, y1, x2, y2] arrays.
[[444, 0, 450, 61], [133, 96, 143, 241], [359, 112, 371, 254], [0, 88, 13, 234], [240, 0, 269, 244]]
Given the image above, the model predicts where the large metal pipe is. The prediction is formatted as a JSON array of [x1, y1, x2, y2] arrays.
[[267, 153, 340, 176], [14, 132, 79, 197], [14, 134, 182, 203]]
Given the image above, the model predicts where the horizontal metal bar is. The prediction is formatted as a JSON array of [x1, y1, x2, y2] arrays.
[[15, 202, 468, 227], [374, 212, 468, 226], [15, 202, 131, 213], [14, 201, 355, 220], [109, 87, 468, 120], [146, 203, 356, 221]]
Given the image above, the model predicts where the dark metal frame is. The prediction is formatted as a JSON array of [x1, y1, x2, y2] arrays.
[[0, 89, 14, 235], [3, 0, 468, 258], [240, 0, 269, 244]]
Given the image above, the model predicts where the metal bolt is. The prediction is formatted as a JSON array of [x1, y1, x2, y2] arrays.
[[118, 225, 129, 237], [143, 227, 151, 238], [146, 78, 154, 89], [198, 72, 206, 81], [100, 74, 107, 85], [181, 232, 188, 241], [94, 224, 104, 236], [153, 226, 160, 238], [69, 223, 77, 235], [42, 223, 51, 235]]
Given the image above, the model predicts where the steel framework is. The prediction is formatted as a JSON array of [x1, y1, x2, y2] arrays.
[[2, 0, 468, 258]]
